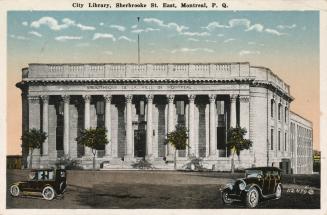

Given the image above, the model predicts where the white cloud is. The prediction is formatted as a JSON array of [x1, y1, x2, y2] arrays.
[[171, 47, 214, 54], [188, 38, 199, 42], [99, 22, 104, 26], [118, 36, 135, 42], [264, 28, 286, 36], [131, 24, 138, 29], [131, 28, 160, 34], [92, 33, 116, 41], [22, 21, 28, 26], [55, 36, 82, 41], [202, 21, 226, 31], [223, 38, 235, 43], [180, 31, 210, 37], [239, 50, 260, 56], [143, 17, 188, 33], [276, 24, 296, 30], [76, 23, 95, 31], [203, 19, 265, 34], [28, 31, 42, 37], [30, 16, 95, 31], [110, 24, 126, 32], [104, 51, 113, 55], [9, 34, 29, 40], [228, 19, 251, 28], [246, 24, 264, 32]]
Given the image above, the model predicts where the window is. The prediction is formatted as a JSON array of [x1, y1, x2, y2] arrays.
[[96, 101, 105, 128], [284, 132, 287, 151], [278, 131, 281, 150], [278, 103, 282, 120], [284, 107, 288, 123], [271, 129, 274, 150], [176, 100, 185, 115], [271, 99, 274, 118], [139, 100, 145, 116]]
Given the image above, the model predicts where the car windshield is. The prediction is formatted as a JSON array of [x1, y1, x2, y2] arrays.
[[245, 170, 263, 178]]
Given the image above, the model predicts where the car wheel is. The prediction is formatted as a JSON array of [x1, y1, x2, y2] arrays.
[[42, 186, 56, 200], [10, 185, 20, 197], [245, 187, 259, 208], [275, 184, 282, 199], [221, 190, 233, 204]]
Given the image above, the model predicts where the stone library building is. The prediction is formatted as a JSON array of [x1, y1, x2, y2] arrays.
[[16, 62, 313, 174]]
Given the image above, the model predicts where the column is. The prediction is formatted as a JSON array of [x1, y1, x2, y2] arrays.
[[167, 95, 175, 156], [41, 95, 49, 156], [104, 95, 112, 157], [239, 95, 250, 138], [63, 95, 70, 157], [146, 94, 154, 157], [230, 95, 238, 127], [83, 95, 92, 156], [125, 94, 133, 158], [188, 95, 195, 156], [28, 95, 41, 168], [209, 94, 217, 157], [239, 95, 250, 162]]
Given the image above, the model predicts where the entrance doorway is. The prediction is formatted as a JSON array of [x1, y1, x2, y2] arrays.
[[134, 129, 146, 157]]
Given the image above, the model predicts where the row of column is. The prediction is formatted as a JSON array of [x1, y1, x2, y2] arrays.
[[28, 93, 249, 159]]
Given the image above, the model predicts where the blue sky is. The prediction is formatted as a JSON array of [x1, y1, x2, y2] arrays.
[[7, 11, 319, 63]]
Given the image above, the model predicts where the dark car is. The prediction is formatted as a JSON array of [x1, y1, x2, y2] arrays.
[[9, 168, 67, 200], [221, 167, 282, 208]]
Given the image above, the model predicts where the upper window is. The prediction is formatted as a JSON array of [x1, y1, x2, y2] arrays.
[[271, 99, 274, 118], [278, 103, 282, 121], [284, 107, 288, 123], [278, 131, 281, 150], [271, 128, 274, 150]]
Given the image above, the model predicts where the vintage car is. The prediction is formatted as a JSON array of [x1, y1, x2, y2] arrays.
[[9, 168, 66, 200], [221, 167, 282, 208]]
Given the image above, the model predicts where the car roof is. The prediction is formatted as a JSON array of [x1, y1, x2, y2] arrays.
[[30, 168, 65, 171], [245, 167, 282, 172]]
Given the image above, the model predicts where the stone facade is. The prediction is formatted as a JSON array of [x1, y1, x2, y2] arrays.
[[16, 62, 313, 173]]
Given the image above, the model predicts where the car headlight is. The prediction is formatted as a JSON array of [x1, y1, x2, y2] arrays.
[[238, 180, 246, 190], [226, 183, 234, 190]]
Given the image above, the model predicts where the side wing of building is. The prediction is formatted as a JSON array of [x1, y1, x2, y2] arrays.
[[290, 112, 313, 174]]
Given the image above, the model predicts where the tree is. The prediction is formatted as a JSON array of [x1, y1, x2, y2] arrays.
[[75, 127, 108, 169], [21, 128, 47, 169], [227, 127, 252, 173], [166, 125, 189, 169]]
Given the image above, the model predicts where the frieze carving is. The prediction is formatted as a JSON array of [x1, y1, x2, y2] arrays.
[[239, 95, 250, 103], [28, 95, 40, 104], [167, 95, 175, 103], [104, 94, 112, 102], [40, 95, 49, 104], [146, 94, 154, 102], [188, 94, 196, 102], [209, 94, 216, 103], [125, 94, 133, 103]]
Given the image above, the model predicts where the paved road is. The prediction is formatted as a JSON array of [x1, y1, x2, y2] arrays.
[[6, 170, 320, 209]]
